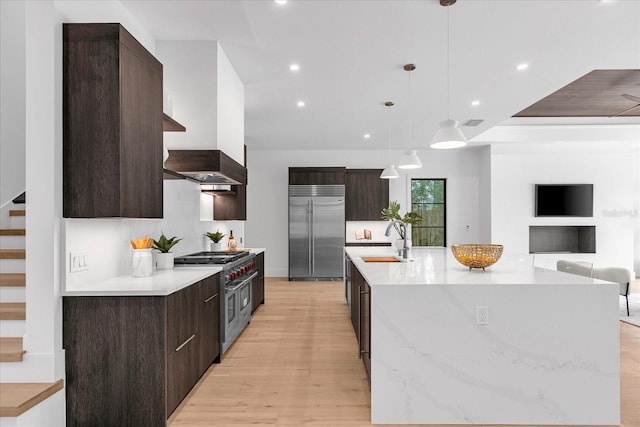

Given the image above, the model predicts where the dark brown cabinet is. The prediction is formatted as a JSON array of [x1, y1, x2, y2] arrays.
[[63, 23, 163, 218], [166, 284, 200, 414], [214, 185, 247, 220], [63, 296, 166, 426], [349, 263, 371, 386], [360, 279, 371, 383], [63, 272, 221, 425], [345, 169, 389, 221], [252, 252, 265, 314], [199, 274, 221, 376], [289, 167, 346, 185], [350, 261, 361, 342]]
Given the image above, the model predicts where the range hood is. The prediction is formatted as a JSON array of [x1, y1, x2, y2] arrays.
[[164, 150, 247, 185]]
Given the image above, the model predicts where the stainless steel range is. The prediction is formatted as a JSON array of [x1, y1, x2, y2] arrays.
[[174, 251, 257, 353]]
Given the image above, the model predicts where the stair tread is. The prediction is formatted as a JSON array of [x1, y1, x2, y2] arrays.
[[0, 379, 64, 417], [0, 249, 26, 259], [0, 303, 26, 320], [0, 229, 25, 236], [0, 337, 24, 362], [0, 274, 26, 287], [9, 210, 25, 217]]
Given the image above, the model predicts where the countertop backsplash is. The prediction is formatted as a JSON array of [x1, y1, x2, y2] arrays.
[[64, 179, 244, 288], [345, 221, 394, 244]]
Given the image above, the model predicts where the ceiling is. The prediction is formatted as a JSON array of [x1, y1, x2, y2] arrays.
[[120, 0, 640, 150], [515, 69, 640, 118]]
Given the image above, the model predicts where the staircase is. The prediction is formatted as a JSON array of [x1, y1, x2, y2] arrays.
[[0, 201, 64, 423]]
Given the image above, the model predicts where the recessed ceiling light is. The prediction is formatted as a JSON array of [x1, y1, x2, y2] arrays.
[[364, 133, 371, 139], [297, 101, 305, 107], [274, 0, 288, 5], [516, 63, 529, 71], [289, 63, 300, 71], [471, 100, 480, 107]]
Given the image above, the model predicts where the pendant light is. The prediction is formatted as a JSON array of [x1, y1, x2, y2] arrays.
[[431, 1, 467, 149], [380, 101, 399, 179], [398, 64, 422, 169]]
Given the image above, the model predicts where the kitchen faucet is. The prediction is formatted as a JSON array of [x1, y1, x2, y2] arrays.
[[385, 220, 409, 259]]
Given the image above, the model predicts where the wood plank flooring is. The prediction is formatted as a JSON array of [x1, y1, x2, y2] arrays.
[[169, 278, 640, 427]]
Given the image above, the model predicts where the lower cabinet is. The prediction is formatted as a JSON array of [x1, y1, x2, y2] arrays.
[[360, 279, 371, 383], [63, 272, 221, 425], [251, 251, 265, 314], [167, 334, 200, 414], [350, 262, 360, 342], [350, 264, 371, 386], [199, 274, 221, 376]]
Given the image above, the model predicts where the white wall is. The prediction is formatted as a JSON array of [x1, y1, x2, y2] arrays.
[[217, 45, 245, 165], [245, 147, 487, 277], [156, 41, 218, 151], [0, 0, 26, 209], [157, 41, 245, 166], [64, 179, 244, 288], [491, 141, 639, 273]]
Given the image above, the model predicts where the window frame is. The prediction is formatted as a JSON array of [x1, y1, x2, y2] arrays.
[[410, 178, 447, 247]]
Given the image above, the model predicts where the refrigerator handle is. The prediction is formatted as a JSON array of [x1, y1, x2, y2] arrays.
[[308, 199, 313, 276]]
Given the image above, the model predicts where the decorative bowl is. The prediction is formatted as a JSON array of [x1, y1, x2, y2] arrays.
[[451, 244, 504, 270]]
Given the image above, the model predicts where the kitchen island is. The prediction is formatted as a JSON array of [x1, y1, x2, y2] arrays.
[[345, 247, 620, 425]]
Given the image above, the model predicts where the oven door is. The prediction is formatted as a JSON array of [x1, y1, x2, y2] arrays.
[[222, 271, 258, 353]]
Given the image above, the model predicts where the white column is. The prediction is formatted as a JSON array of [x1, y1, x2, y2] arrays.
[[24, 0, 64, 382]]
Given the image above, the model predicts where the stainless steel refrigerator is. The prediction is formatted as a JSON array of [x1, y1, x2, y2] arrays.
[[289, 185, 345, 280]]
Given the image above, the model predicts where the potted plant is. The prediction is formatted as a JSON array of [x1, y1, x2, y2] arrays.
[[205, 229, 225, 251], [381, 200, 422, 249], [152, 231, 182, 270]]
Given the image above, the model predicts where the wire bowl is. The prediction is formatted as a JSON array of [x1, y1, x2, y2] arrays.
[[451, 244, 504, 270]]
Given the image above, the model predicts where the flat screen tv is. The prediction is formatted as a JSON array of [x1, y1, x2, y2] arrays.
[[535, 184, 593, 217]]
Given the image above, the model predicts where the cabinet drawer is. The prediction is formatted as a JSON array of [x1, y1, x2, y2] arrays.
[[167, 334, 199, 415], [167, 284, 199, 355], [200, 274, 220, 301]]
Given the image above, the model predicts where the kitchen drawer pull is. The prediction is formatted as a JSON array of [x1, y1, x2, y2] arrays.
[[359, 290, 369, 295], [204, 293, 218, 303], [175, 334, 195, 352]]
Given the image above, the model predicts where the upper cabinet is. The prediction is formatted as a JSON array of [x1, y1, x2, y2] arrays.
[[63, 23, 163, 218], [289, 167, 346, 185], [345, 169, 389, 221]]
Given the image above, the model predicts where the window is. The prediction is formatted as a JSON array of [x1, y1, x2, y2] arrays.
[[411, 179, 446, 246]]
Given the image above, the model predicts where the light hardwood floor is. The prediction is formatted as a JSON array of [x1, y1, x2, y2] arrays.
[[169, 278, 640, 427]]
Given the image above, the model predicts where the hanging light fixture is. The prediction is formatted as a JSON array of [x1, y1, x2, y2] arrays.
[[431, 1, 467, 149], [398, 64, 422, 169], [380, 101, 399, 179]]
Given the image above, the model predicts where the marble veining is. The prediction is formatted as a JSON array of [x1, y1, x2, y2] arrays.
[[349, 247, 620, 425]]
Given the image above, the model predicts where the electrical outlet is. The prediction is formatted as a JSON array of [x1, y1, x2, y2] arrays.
[[69, 252, 88, 273], [476, 306, 489, 325]]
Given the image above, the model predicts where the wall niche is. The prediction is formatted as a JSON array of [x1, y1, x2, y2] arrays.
[[529, 226, 596, 254]]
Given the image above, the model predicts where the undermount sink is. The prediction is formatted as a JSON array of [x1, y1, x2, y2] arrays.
[[361, 256, 401, 263]]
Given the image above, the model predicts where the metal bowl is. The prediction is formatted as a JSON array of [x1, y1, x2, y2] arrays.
[[451, 244, 503, 270]]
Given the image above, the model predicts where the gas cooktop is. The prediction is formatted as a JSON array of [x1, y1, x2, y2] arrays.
[[174, 251, 251, 265]]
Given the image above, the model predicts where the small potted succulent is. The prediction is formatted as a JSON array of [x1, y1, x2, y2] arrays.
[[205, 229, 225, 251], [152, 231, 182, 270]]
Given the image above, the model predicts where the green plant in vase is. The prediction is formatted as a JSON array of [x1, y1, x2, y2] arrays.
[[205, 229, 226, 251], [152, 231, 182, 270], [381, 200, 422, 241], [152, 231, 182, 253]]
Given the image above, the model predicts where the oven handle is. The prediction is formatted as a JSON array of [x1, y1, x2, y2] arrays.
[[226, 271, 258, 293]]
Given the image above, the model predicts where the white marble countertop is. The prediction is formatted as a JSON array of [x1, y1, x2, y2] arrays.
[[345, 247, 612, 287], [63, 267, 223, 297]]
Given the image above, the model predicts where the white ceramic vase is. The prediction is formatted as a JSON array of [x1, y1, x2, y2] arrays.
[[155, 252, 174, 270], [210, 242, 223, 251], [132, 249, 153, 277]]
